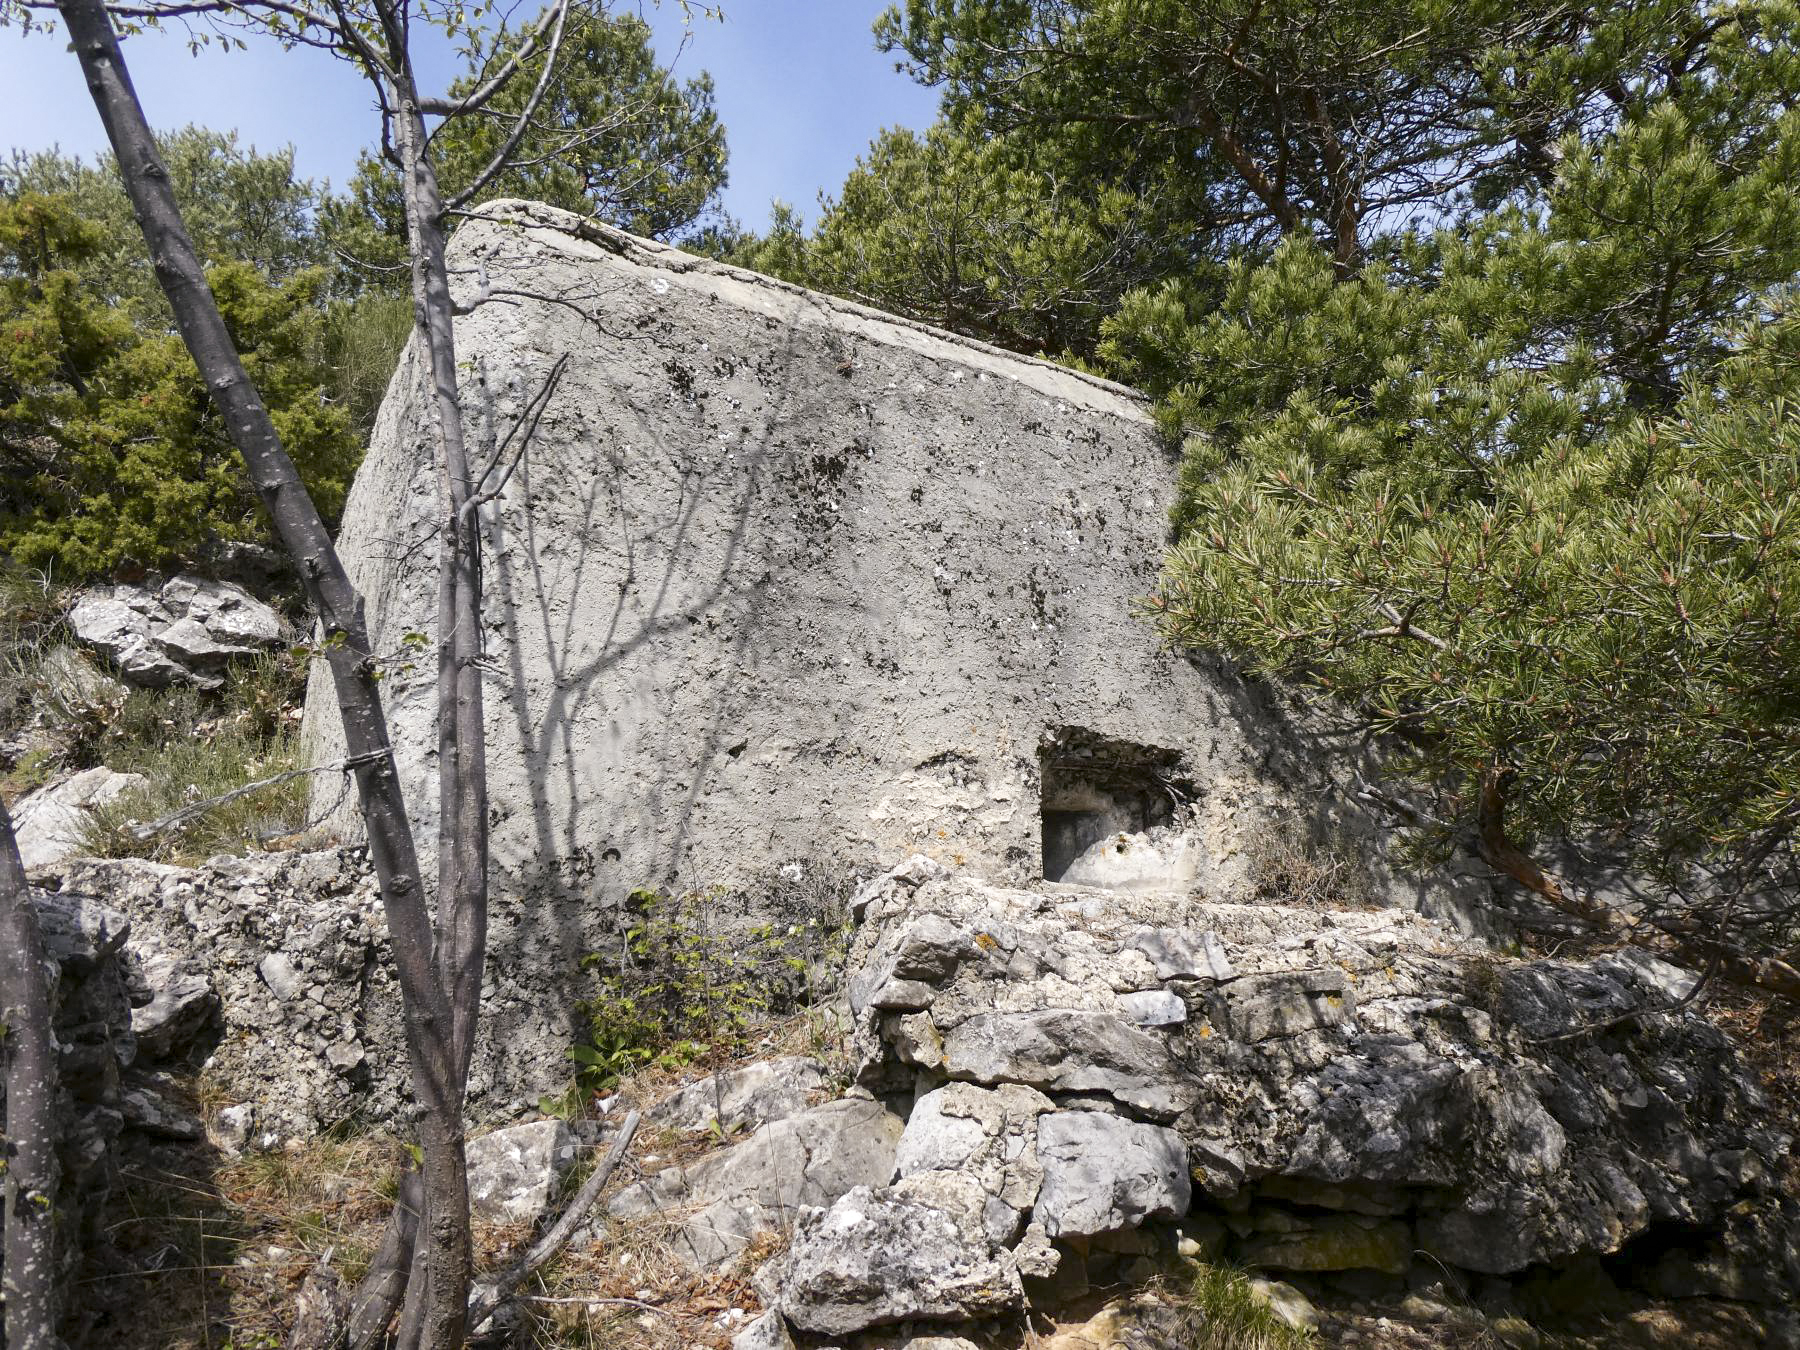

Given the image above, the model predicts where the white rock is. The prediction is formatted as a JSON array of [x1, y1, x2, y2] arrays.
[[1033, 1110, 1190, 1238], [466, 1119, 577, 1224], [608, 1098, 905, 1268], [730, 1310, 794, 1350], [68, 574, 282, 688], [214, 1104, 255, 1156], [11, 767, 146, 868], [1118, 989, 1187, 1027], [131, 952, 218, 1058], [258, 952, 303, 1001], [768, 1185, 1023, 1335], [1250, 1277, 1319, 1332], [1059, 828, 1200, 891], [647, 1056, 826, 1134]]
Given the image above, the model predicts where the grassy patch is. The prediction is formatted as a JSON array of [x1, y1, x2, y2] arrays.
[[67, 653, 313, 863], [1182, 1263, 1314, 1350], [82, 1098, 398, 1349], [1244, 826, 1376, 911], [2, 554, 319, 861]]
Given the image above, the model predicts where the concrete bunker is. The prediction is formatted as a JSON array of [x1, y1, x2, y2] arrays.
[[1039, 728, 1198, 890]]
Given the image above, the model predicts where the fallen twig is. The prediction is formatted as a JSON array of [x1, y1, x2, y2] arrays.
[[125, 750, 389, 840], [466, 1109, 641, 1330]]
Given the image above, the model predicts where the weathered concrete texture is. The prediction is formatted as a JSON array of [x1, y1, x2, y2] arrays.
[[303, 200, 1487, 934]]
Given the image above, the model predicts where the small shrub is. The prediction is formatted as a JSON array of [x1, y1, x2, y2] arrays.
[[1244, 826, 1375, 911], [0, 563, 77, 770], [563, 867, 854, 1102]]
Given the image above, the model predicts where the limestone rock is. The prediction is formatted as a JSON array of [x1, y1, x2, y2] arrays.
[[7, 887, 134, 1331], [766, 1185, 1023, 1335], [1043, 1291, 1204, 1350], [731, 1310, 795, 1350], [647, 1056, 826, 1134], [45, 850, 395, 1137], [1034, 1110, 1190, 1238], [1057, 826, 1201, 892], [121, 1082, 205, 1141], [893, 1080, 1051, 1234], [849, 866, 1791, 1279], [70, 575, 283, 689], [609, 1098, 904, 1268], [467, 1119, 576, 1224], [12, 767, 146, 868], [128, 952, 219, 1059], [1248, 1277, 1319, 1332], [1239, 1212, 1412, 1276], [213, 1104, 255, 1156]]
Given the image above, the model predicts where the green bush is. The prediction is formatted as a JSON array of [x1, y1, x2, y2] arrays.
[[0, 193, 361, 579], [323, 292, 412, 441], [563, 875, 852, 1101], [1182, 1264, 1314, 1350]]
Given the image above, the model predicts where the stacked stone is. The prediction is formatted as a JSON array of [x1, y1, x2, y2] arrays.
[[733, 857, 1797, 1342]]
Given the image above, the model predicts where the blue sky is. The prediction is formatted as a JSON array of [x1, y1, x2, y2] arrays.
[[0, 0, 941, 230]]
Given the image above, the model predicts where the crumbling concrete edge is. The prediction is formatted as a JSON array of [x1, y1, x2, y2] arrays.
[[457, 198, 1155, 421]]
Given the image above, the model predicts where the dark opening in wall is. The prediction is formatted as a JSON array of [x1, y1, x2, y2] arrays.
[[1039, 727, 1189, 883]]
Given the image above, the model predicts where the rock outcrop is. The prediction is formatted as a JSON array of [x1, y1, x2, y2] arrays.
[[40, 849, 397, 1137], [608, 1097, 905, 1268], [12, 766, 146, 868], [35, 848, 862, 1131], [9, 888, 135, 1328], [70, 574, 284, 689], [739, 859, 1796, 1341], [34, 839, 1796, 1343]]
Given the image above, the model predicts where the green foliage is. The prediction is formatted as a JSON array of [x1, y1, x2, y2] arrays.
[[321, 8, 728, 292], [799, 123, 1174, 357], [322, 291, 414, 439], [564, 878, 851, 1100], [723, 113, 1200, 359], [1111, 3, 1800, 936], [0, 192, 359, 578], [1181, 1264, 1314, 1349], [4, 128, 328, 310], [873, 0, 1778, 267]]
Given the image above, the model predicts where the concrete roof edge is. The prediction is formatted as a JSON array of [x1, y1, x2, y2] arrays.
[[456, 198, 1155, 417]]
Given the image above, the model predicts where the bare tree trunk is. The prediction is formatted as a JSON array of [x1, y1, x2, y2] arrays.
[[387, 36, 490, 1098], [362, 12, 489, 1344], [0, 805, 61, 1350], [54, 2, 473, 1343]]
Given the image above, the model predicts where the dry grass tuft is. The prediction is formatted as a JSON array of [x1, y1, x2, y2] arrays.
[[1243, 827, 1377, 912], [79, 1010, 851, 1348], [85, 1115, 400, 1350]]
